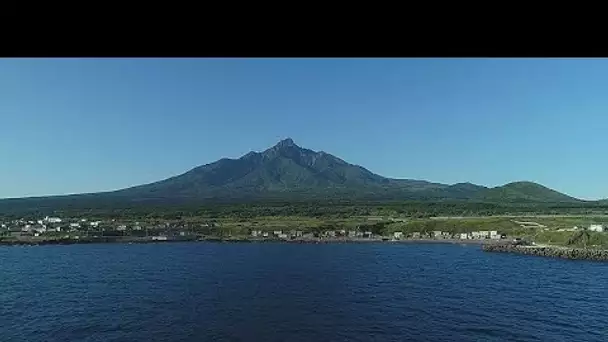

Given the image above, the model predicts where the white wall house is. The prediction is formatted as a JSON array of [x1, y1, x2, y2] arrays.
[[44, 216, 62, 223], [589, 224, 604, 232]]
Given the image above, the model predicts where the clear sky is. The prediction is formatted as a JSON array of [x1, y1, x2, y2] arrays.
[[1, 58, 606, 200]]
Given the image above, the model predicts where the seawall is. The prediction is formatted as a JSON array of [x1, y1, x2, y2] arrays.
[[482, 243, 608, 261]]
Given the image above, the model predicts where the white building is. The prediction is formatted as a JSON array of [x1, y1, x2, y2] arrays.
[[70, 223, 80, 228], [433, 231, 443, 238], [589, 224, 604, 232], [90, 221, 101, 227], [471, 231, 483, 239], [44, 216, 62, 223], [273, 230, 282, 236], [460, 233, 468, 239], [393, 231, 403, 239]]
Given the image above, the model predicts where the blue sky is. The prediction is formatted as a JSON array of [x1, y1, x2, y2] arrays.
[[1, 58, 607, 200]]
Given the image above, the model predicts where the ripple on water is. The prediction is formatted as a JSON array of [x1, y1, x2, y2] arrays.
[[1, 243, 608, 342]]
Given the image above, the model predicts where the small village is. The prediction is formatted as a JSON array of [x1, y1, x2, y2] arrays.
[[248, 228, 507, 241], [0, 216, 200, 241], [1, 215, 606, 245], [0, 215, 506, 241]]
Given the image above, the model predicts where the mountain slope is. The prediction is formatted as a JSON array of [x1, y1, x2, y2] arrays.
[[115, 138, 431, 200], [109, 139, 580, 203], [0, 139, 586, 209]]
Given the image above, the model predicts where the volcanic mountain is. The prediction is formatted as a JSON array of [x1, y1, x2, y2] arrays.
[[104, 138, 579, 203], [0, 138, 583, 211]]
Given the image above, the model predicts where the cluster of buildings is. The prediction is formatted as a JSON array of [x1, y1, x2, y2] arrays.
[[399, 230, 504, 240], [250, 229, 376, 240], [249, 228, 506, 241], [557, 224, 605, 232], [251, 230, 305, 239], [0, 216, 105, 237], [0, 216, 198, 238]]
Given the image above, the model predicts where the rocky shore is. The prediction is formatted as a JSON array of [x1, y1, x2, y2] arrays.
[[0, 236, 504, 247], [482, 243, 608, 261]]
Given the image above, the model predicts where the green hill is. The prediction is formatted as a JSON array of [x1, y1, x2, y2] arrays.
[[476, 181, 579, 203]]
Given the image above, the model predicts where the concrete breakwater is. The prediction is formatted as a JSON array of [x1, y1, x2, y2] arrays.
[[482, 243, 608, 261]]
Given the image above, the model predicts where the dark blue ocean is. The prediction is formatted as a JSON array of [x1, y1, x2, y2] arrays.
[[1, 242, 607, 342]]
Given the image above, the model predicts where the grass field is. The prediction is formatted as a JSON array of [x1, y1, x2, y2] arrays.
[[206, 214, 608, 248]]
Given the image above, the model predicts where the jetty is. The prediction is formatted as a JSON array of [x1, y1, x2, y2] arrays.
[[482, 243, 608, 261]]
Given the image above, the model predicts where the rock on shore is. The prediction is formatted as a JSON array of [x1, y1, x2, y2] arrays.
[[482, 243, 608, 261]]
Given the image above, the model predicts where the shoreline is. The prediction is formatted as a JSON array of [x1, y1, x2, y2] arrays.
[[5, 235, 608, 263], [0, 236, 502, 247]]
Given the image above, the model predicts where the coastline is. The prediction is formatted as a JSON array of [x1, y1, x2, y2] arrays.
[[9, 236, 605, 263], [0, 236, 502, 247]]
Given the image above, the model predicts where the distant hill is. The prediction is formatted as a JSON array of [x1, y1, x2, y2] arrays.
[[0, 138, 588, 211], [475, 181, 580, 203]]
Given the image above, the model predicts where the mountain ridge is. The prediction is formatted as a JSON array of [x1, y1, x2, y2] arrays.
[[0, 138, 591, 206]]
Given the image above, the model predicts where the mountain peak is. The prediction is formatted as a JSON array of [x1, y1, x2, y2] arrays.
[[82, 139, 582, 204], [263, 138, 301, 157], [276, 138, 296, 148]]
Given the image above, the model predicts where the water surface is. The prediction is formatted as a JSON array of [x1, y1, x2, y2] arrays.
[[1, 242, 607, 341]]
